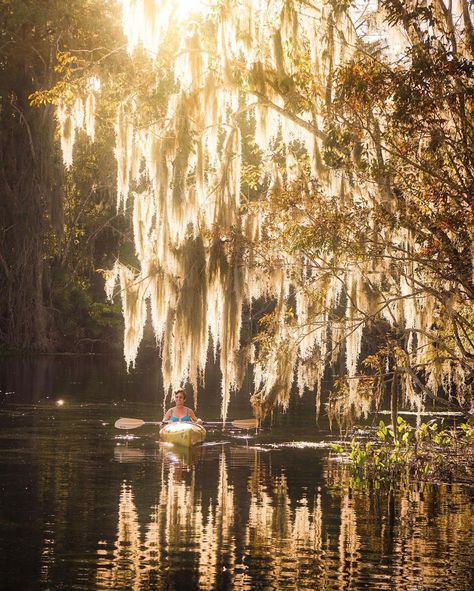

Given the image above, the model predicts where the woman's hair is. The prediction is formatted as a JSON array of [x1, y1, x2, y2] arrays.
[[175, 389, 186, 400]]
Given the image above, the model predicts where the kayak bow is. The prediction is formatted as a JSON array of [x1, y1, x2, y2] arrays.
[[159, 422, 206, 447]]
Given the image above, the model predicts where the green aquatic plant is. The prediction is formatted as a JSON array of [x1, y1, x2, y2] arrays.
[[333, 416, 474, 484], [329, 443, 344, 454], [459, 419, 474, 440]]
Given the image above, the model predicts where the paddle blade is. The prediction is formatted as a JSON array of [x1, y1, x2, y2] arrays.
[[231, 419, 258, 429], [114, 417, 146, 430]]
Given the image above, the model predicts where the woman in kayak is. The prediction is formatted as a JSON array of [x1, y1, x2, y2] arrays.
[[162, 390, 203, 424]]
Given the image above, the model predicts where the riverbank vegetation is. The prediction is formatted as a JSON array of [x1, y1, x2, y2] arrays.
[[331, 416, 474, 485], [1, 2, 473, 430]]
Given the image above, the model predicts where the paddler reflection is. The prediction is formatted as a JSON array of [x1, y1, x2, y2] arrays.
[[161, 441, 202, 480]]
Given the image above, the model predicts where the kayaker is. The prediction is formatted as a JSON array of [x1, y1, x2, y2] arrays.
[[162, 389, 203, 424]]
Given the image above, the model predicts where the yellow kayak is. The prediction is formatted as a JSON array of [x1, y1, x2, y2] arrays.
[[159, 422, 206, 447]]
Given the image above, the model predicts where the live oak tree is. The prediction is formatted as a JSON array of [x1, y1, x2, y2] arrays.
[[249, 0, 474, 422], [47, 0, 473, 419], [324, 0, 474, 419]]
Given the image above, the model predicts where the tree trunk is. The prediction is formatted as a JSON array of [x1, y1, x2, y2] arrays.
[[0, 72, 59, 351]]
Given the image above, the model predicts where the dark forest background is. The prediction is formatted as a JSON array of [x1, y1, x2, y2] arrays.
[[0, 1, 127, 353]]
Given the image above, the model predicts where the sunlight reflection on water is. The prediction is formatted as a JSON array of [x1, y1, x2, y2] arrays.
[[0, 356, 473, 590], [87, 442, 474, 591]]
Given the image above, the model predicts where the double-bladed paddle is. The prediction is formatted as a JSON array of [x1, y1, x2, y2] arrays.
[[114, 417, 258, 430]]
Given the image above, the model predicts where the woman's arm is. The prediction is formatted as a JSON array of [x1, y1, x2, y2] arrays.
[[187, 409, 203, 424], [162, 409, 172, 423]]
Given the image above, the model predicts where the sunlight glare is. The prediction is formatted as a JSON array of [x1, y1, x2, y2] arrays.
[[174, 0, 210, 20], [120, 0, 213, 55]]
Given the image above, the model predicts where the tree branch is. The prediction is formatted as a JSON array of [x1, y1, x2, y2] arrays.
[[247, 90, 328, 142]]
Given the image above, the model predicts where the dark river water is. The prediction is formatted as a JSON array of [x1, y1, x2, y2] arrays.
[[0, 355, 473, 591]]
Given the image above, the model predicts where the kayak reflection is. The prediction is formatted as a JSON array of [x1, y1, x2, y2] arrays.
[[161, 441, 203, 472]]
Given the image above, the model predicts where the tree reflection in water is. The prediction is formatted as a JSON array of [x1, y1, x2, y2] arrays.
[[2, 358, 471, 590], [95, 445, 474, 591]]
